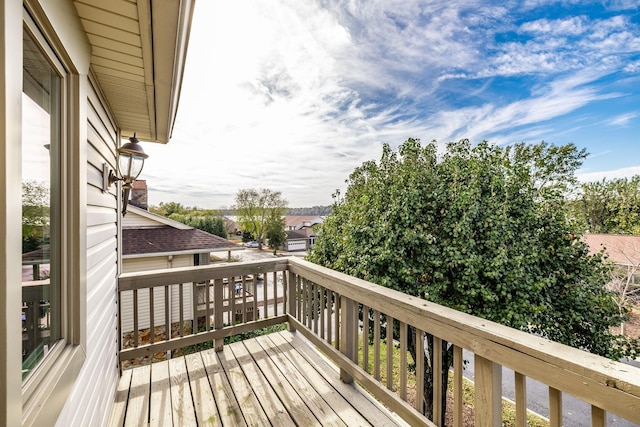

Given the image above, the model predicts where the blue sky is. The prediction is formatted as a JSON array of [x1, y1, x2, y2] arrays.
[[141, 0, 640, 208]]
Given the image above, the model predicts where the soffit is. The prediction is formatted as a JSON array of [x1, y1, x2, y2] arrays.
[[73, 0, 194, 143]]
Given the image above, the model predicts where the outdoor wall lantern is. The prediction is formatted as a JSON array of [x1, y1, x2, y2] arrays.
[[102, 133, 149, 215]]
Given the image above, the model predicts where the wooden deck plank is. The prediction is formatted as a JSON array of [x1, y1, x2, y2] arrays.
[[266, 332, 378, 427], [228, 341, 297, 426], [113, 332, 409, 426], [217, 345, 270, 425], [252, 335, 350, 426], [149, 360, 173, 427], [272, 331, 407, 427], [185, 352, 220, 426], [168, 357, 198, 426], [238, 339, 322, 426], [124, 364, 150, 427], [200, 348, 248, 426], [108, 368, 132, 427]]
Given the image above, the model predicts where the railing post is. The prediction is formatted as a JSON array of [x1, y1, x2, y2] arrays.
[[474, 354, 502, 427], [287, 270, 296, 332], [214, 278, 224, 351], [340, 295, 356, 384]]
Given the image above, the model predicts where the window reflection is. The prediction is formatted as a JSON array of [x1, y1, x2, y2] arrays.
[[22, 28, 61, 380]]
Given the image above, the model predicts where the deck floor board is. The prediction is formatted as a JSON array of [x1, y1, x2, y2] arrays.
[[110, 330, 407, 426]]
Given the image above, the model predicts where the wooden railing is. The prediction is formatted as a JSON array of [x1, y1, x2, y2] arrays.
[[118, 257, 640, 427]]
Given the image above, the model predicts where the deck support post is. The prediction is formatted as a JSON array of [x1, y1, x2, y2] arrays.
[[340, 295, 356, 384], [214, 278, 224, 351], [287, 270, 297, 332]]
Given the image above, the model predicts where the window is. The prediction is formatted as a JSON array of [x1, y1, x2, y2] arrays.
[[21, 27, 62, 381]]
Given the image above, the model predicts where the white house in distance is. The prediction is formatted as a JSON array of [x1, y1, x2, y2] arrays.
[[121, 205, 241, 333], [284, 216, 323, 251], [1, 1, 196, 425]]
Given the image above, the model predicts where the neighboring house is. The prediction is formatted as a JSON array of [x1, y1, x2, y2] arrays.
[[583, 234, 640, 283], [285, 215, 324, 231], [1, 1, 195, 425], [284, 216, 323, 251], [223, 216, 241, 236], [121, 206, 241, 333]]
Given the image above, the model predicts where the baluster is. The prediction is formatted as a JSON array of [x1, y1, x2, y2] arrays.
[[475, 354, 502, 427], [374, 309, 381, 380], [433, 337, 443, 426], [515, 372, 527, 427], [386, 314, 393, 391], [263, 271, 268, 318], [287, 271, 296, 332], [591, 406, 605, 427], [362, 305, 369, 373], [133, 289, 139, 347], [149, 287, 155, 344], [164, 285, 169, 340], [549, 387, 562, 427], [453, 345, 463, 427], [400, 321, 407, 401], [179, 283, 184, 337]]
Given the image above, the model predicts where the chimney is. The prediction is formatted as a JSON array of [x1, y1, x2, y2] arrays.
[[130, 180, 148, 210]]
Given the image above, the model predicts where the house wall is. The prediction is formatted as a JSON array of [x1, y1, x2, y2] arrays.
[[123, 212, 163, 228], [287, 239, 308, 251], [55, 70, 120, 425], [120, 254, 195, 332]]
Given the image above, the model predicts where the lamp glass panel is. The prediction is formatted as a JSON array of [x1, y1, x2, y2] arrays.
[[129, 156, 144, 180], [118, 154, 144, 181]]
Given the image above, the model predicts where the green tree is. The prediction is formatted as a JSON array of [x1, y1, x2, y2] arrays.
[[149, 201, 188, 217], [168, 214, 227, 238], [150, 203, 228, 238], [264, 213, 286, 255], [569, 176, 640, 234], [309, 138, 638, 422], [22, 180, 49, 247], [234, 188, 288, 250]]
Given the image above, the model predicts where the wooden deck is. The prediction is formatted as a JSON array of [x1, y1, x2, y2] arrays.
[[109, 330, 408, 426]]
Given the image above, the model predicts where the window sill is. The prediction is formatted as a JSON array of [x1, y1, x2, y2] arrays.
[[22, 343, 85, 426]]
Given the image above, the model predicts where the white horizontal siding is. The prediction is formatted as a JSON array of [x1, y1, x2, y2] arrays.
[[120, 255, 195, 333], [55, 75, 119, 427], [122, 210, 163, 227]]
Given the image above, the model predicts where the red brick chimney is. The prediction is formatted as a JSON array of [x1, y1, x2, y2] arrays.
[[130, 180, 148, 210]]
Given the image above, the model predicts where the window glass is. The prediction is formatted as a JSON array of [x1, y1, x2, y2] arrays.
[[22, 28, 61, 381]]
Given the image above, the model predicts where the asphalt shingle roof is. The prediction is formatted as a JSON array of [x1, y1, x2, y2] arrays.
[[123, 226, 239, 255]]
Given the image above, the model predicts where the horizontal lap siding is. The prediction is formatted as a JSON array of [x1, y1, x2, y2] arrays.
[[120, 255, 195, 332], [55, 76, 119, 427]]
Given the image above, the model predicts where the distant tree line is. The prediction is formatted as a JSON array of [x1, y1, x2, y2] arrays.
[[287, 206, 332, 216], [568, 175, 640, 234], [220, 205, 332, 217], [149, 202, 227, 238]]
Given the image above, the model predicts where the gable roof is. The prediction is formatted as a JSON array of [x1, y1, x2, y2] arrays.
[[583, 233, 640, 266], [123, 206, 240, 257], [123, 226, 239, 257], [285, 216, 323, 228]]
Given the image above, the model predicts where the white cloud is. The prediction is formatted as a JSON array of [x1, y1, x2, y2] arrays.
[[142, 0, 640, 208], [578, 166, 640, 183]]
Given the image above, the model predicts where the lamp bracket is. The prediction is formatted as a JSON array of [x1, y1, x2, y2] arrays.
[[102, 163, 121, 192]]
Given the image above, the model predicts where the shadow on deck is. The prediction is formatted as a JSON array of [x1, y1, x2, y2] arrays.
[[109, 330, 407, 426]]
